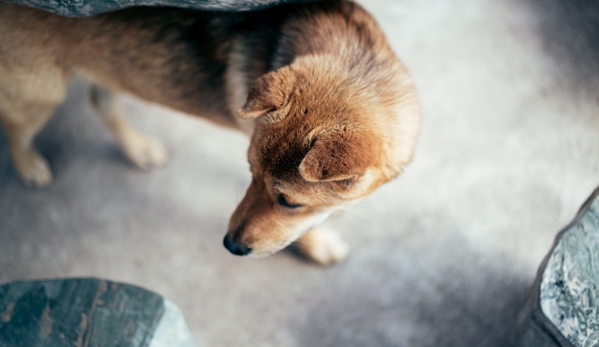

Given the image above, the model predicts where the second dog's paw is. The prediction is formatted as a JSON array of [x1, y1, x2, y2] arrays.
[[295, 227, 349, 266], [122, 133, 168, 170], [15, 151, 53, 188]]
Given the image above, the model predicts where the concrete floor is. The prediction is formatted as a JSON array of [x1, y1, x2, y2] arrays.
[[1, 0, 598, 346]]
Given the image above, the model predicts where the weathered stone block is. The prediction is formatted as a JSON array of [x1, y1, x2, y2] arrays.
[[518, 187, 599, 347], [0, 278, 196, 347]]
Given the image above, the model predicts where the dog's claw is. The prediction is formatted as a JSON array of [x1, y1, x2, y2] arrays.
[[295, 227, 349, 266]]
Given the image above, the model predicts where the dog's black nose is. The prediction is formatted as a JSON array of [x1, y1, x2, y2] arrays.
[[223, 234, 252, 256]]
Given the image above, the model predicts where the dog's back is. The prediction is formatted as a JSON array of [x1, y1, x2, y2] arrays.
[[0, 3, 231, 125]]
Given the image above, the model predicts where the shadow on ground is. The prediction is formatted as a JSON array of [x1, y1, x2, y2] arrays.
[[523, 0, 599, 95], [289, 220, 531, 347]]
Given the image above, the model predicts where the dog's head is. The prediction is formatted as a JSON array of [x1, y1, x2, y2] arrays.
[[224, 56, 419, 257]]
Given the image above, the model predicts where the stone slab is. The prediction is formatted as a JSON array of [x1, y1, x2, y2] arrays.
[[518, 187, 599, 347], [0, 278, 195, 347]]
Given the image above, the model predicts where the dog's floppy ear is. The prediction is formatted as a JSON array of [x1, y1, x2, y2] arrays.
[[299, 130, 377, 182], [238, 67, 295, 120]]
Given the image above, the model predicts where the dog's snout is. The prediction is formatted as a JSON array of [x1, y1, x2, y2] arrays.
[[223, 234, 252, 256]]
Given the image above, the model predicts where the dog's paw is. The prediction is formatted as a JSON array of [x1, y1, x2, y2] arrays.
[[15, 150, 53, 187], [121, 132, 168, 170], [295, 227, 349, 266]]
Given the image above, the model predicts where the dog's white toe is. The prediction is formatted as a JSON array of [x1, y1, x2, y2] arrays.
[[295, 227, 349, 266]]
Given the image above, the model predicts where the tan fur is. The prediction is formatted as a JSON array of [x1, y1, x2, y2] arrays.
[[0, 0, 420, 264]]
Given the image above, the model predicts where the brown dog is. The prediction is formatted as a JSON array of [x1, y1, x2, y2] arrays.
[[0, 0, 419, 264]]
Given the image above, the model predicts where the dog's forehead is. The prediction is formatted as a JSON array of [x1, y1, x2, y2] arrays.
[[248, 131, 340, 197], [251, 107, 358, 177], [250, 119, 310, 179]]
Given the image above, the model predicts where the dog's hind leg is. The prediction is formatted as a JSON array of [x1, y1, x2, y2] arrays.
[[0, 103, 57, 187], [0, 63, 68, 187], [90, 84, 167, 170]]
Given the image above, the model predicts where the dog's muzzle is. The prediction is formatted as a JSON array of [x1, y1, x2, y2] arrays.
[[223, 234, 252, 256]]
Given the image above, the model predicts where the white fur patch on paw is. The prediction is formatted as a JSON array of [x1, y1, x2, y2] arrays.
[[123, 133, 168, 170], [16, 150, 53, 188], [296, 227, 349, 266]]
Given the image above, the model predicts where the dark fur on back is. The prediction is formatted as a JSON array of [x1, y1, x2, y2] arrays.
[[83, 0, 392, 123]]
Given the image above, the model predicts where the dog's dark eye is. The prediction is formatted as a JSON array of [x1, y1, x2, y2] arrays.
[[277, 194, 302, 208]]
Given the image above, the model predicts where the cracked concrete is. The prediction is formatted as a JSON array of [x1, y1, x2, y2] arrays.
[[1, 0, 598, 346]]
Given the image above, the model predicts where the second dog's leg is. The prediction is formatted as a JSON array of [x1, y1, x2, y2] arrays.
[[90, 84, 167, 169], [0, 104, 55, 187], [294, 227, 350, 265]]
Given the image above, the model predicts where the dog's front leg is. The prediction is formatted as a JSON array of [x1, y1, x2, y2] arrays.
[[90, 84, 168, 170], [293, 227, 349, 266]]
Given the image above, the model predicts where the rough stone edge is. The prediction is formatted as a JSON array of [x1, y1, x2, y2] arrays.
[[2, 0, 320, 17], [516, 186, 599, 347], [149, 299, 197, 347], [0, 276, 160, 296]]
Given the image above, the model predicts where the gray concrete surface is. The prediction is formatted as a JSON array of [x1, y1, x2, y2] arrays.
[[1, 0, 598, 346]]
